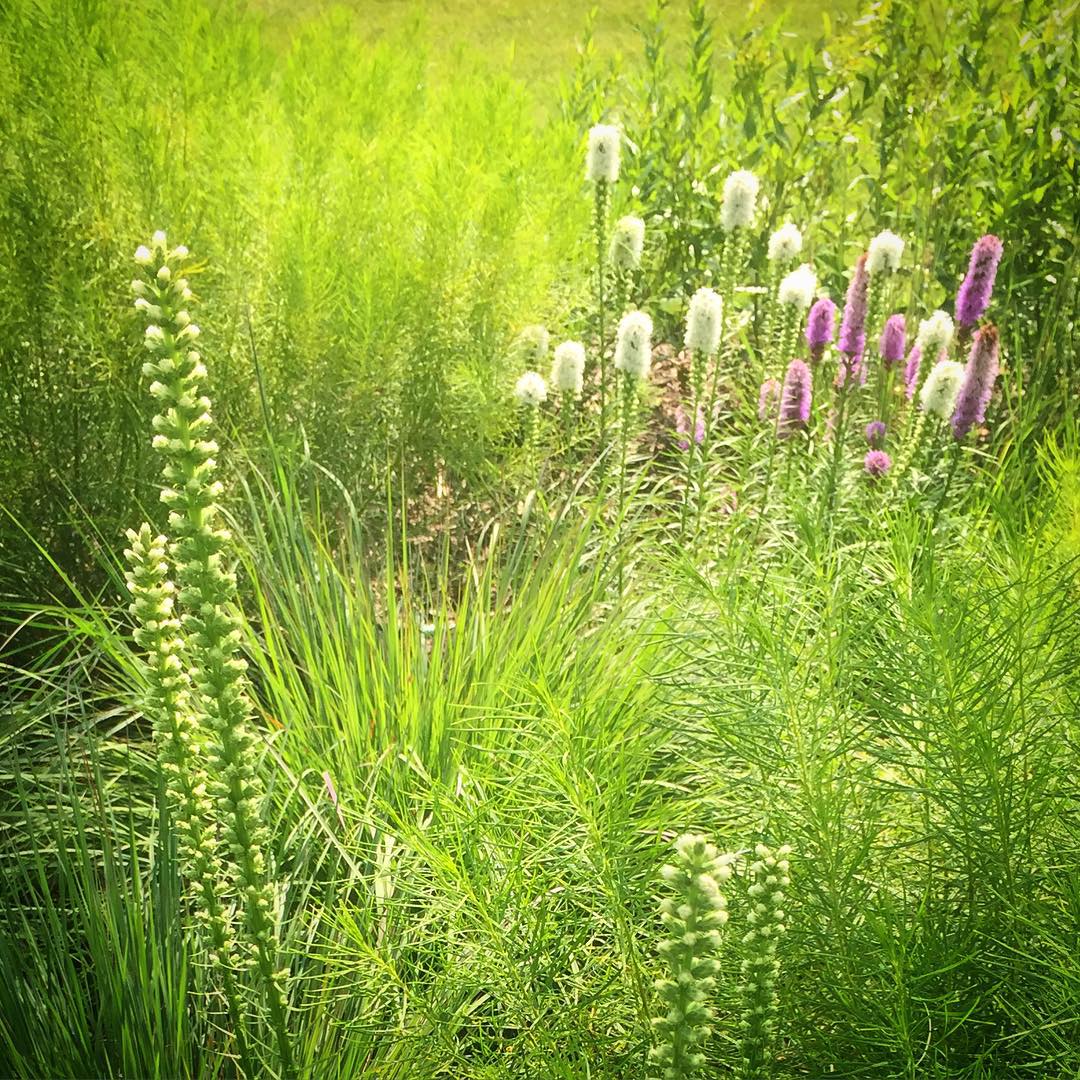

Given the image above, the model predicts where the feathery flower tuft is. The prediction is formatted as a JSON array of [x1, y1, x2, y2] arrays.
[[720, 170, 760, 232], [865, 420, 887, 448], [864, 449, 892, 478], [866, 230, 904, 275], [777, 359, 812, 439], [777, 264, 817, 311], [767, 223, 802, 263], [758, 378, 781, 423], [879, 314, 906, 368], [955, 234, 1004, 328], [915, 310, 954, 360], [738, 844, 793, 1080], [919, 358, 966, 419], [614, 310, 654, 379], [550, 341, 586, 397], [838, 254, 870, 369], [610, 215, 646, 271], [951, 324, 999, 439], [586, 124, 621, 183], [805, 297, 836, 363], [685, 287, 723, 356], [650, 834, 734, 1079], [514, 371, 548, 407]]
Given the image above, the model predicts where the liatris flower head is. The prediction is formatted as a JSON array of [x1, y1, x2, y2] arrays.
[[805, 296, 836, 363], [516, 325, 550, 366], [720, 169, 760, 232], [919, 358, 965, 420], [675, 403, 705, 451], [879, 314, 906, 368], [777, 359, 812, 439], [550, 341, 586, 397], [955, 234, 1004, 328], [915, 309, 954, 359], [865, 420, 887, 448], [864, 449, 892, 479], [767, 223, 802, 263], [951, 324, 999, 440], [777, 264, 817, 311], [866, 229, 904, 275], [838, 253, 869, 367], [758, 378, 781, 422], [134, 244, 154, 265], [586, 124, 621, 183], [614, 310, 653, 379], [610, 215, 645, 271], [903, 345, 923, 400], [685, 286, 723, 356], [514, 371, 548, 407]]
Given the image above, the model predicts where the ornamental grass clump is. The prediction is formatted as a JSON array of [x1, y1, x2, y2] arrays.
[[737, 844, 792, 1080], [650, 834, 734, 1079], [130, 233, 293, 1076]]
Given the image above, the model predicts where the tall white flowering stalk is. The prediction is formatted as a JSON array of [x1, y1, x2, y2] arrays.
[[587, 123, 621, 441], [613, 310, 652, 563], [551, 341, 585, 445], [864, 229, 904, 357], [761, 224, 803, 360], [772, 263, 816, 376], [650, 834, 733, 1079], [915, 310, 955, 369], [514, 370, 548, 486], [123, 525, 254, 1074], [894, 357, 965, 487], [682, 288, 722, 535], [737, 844, 792, 1080], [131, 233, 293, 1076], [610, 214, 645, 275]]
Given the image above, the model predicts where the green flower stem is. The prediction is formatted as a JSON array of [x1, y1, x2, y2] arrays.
[[133, 239, 294, 1078], [594, 179, 611, 443], [124, 525, 255, 1077]]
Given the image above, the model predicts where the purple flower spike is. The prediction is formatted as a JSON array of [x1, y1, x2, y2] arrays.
[[758, 378, 781, 422], [777, 359, 812, 439], [838, 253, 869, 374], [805, 297, 837, 364], [956, 235, 1004, 328], [865, 420, 887, 448], [880, 314, 906, 368], [951, 324, 1000, 440], [675, 403, 705, 451], [903, 346, 922, 400], [864, 449, 892, 479]]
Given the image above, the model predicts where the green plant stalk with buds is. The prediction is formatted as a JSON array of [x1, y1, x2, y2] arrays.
[[132, 234, 294, 1077], [737, 844, 792, 1080], [650, 834, 733, 1079], [680, 349, 705, 538], [123, 525, 255, 1075], [594, 179, 611, 442]]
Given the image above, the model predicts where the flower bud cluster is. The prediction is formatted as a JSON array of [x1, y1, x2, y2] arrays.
[[650, 833, 734, 1078], [737, 844, 792, 1079]]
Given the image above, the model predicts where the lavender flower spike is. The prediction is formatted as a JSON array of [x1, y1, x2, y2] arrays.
[[879, 314, 906, 369], [805, 297, 836, 364], [758, 378, 781, 422], [865, 420, 887, 448], [777, 359, 812, 439], [864, 450, 892, 479], [903, 345, 922, 400], [674, 404, 705, 451], [951, 324, 1000, 440], [838, 253, 869, 373], [955, 235, 1004, 328]]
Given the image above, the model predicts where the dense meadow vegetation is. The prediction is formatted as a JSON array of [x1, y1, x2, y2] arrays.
[[1, 0, 1078, 1077]]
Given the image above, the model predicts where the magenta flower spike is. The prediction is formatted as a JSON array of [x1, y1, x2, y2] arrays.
[[879, 314, 906, 369], [805, 297, 837, 365], [758, 378, 781, 422], [777, 359, 812, 439], [838, 253, 869, 378], [951, 324, 1000, 440], [955, 235, 1004, 328]]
